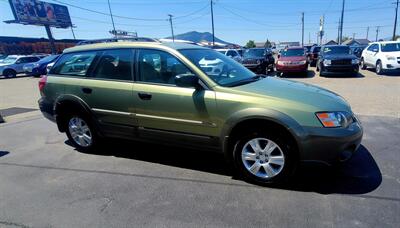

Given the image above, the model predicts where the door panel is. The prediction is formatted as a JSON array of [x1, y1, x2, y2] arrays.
[[133, 83, 218, 137]]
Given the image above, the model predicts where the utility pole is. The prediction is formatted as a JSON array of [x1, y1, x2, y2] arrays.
[[337, 17, 341, 43], [393, 0, 399, 40], [366, 26, 369, 40], [301, 12, 304, 46], [309, 32, 311, 44], [168, 14, 175, 42], [316, 32, 319, 45], [210, 0, 215, 47], [352, 33, 356, 39], [107, 0, 116, 34], [376, 26, 380, 41], [339, 0, 345, 44]]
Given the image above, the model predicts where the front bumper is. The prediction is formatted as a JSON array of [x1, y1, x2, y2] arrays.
[[276, 64, 308, 72], [298, 121, 363, 165], [322, 64, 359, 74]]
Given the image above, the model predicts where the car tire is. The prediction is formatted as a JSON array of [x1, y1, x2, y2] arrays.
[[65, 112, 99, 152], [376, 60, 384, 75], [360, 58, 367, 70], [3, 69, 16, 78], [232, 130, 296, 185]]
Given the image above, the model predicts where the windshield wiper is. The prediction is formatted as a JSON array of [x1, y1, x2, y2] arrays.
[[225, 75, 265, 87]]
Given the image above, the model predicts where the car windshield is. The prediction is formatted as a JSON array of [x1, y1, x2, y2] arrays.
[[312, 47, 321, 53], [381, 43, 400, 52], [323, 46, 350, 54], [180, 49, 257, 87], [243, 49, 265, 58], [280, 49, 304, 56], [38, 55, 59, 64], [1, 57, 17, 64]]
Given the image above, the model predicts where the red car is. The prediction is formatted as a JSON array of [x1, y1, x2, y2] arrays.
[[276, 47, 308, 76]]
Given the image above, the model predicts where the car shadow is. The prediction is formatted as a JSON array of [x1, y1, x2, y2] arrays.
[[0, 74, 31, 80], [364, 68, 400, 76], [320, 72, 365, 78], [67, 139, 381, 195], [0, 151, 10, 157]]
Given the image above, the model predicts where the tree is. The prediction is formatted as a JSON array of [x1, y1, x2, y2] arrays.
[[245, 40, 256, 48], [265, 39, 272, 48]]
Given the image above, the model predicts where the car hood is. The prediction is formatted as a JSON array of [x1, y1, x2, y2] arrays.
[[232, 77, 350, 112], [324, 54, 357, 60], [278, 56, 306, 61]]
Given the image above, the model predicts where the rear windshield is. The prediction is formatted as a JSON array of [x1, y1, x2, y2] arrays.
[[243, 49, 265, 58], [381, 43, 400, 52], [280, 49, 305, 56]]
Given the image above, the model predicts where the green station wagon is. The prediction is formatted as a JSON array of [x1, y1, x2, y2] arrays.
[[38, 41, 363, 185]]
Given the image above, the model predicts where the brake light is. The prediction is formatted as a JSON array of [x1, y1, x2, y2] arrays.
[[38, 75, 47, 91]]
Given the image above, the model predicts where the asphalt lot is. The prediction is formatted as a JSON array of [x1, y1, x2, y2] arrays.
[[0, 68, 399, 227]]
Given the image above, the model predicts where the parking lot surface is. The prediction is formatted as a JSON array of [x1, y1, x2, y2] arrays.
[[0, 69, 399, 227]]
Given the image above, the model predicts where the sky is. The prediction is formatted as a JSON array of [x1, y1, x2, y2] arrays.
[[0, 0, 397, 45]]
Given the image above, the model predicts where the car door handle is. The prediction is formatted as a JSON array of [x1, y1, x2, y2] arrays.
[[82, 88, 92, 94], [138, 92, 152, 100]]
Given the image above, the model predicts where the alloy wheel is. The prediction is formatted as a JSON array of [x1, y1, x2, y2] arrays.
[[68, 117, 92, 147], [241, 137, 285, 179]]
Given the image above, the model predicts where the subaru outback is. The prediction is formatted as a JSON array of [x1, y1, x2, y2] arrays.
[[38, 41, 363, 185]]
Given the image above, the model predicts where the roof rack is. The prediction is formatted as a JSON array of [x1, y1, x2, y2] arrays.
[[76, 37, 159, 46]]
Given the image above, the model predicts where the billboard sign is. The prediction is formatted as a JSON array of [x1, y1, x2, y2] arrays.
[[8, 0, 72, 28]]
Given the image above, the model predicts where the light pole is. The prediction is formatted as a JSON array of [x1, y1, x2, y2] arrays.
[[168, 14, 175, 42]]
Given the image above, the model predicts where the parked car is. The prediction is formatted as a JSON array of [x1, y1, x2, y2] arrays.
[[216, 49, 242, 62], [307, 46, 321, 66], [242, 48, 275, 74], [316, 45, 359, 76], [276, 47, 308, 76], [46, 61, 55, 74], [23, 54, 60, 77], [350, 45, 367, 59], [0, 55, 40, 78], [39, 41, 363, 185], [0, 54, 7, 62], [360, 41, 400, 75]]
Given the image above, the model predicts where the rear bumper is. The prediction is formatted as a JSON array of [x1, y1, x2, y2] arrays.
[[298, 121, 363, 165], [38, 97, 56, 122]]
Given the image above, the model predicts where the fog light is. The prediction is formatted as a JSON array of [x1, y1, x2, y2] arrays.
[[387, 64, 393, 68]]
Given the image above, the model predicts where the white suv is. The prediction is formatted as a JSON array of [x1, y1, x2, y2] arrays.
[[215, 49, 242, 63], [361, 41, 400, 75]]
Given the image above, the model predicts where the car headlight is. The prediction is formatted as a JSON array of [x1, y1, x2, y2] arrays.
[[351, 59, 359, 64], [299, 60, 307, 65], [323, 59, 331, 66], [33, 63, 40, 67], [316, 111, 353, 128], [386, 55, 396, 60], [256, 59, 261, 64], [277, 60, 283, 65]]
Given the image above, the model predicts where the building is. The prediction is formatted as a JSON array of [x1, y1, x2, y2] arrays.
[[324, 40, 338, 45], [342, 38, 371, 46], [0, 36, 81, 55]]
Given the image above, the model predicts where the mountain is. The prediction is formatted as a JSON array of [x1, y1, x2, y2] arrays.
[[166, 31, 231, 44]]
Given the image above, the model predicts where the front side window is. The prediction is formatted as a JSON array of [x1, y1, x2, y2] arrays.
[[381, 42, 400, 52], [180, 49, 256, 87], [367, 44, 378, 52], [51, 51, 97, 76], [227, 50, 237, 57], [91, 49, 133, 81], [138, 49, 192, 85]]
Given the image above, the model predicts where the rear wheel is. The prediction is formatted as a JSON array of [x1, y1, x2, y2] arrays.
[[376, 60, 384, 75], [65, 113, 98, 152], [3, 69, 16, 78], [233, 130, 296, 185]]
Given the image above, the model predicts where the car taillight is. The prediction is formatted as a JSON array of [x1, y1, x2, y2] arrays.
[[38, 75, 47, 91]]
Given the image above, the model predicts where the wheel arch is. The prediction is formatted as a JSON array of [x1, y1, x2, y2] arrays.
[[221, 108, 306, 161], [53, 95, 95, 133]]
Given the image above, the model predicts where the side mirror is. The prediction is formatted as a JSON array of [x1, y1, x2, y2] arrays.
[[277, 54, 281, 58], [175, 74, 199, 88]]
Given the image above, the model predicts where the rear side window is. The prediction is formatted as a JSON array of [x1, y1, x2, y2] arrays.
[[91, 49, 133, 81], [227, 50, 238, 57], [51, 52, 97, 76]]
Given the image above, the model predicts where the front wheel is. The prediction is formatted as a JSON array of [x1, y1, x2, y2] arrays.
[[3, 69, 16, 78], [65, 113, 98, 152], [233, 131, 295, 185], [360, 58, 367, 70], [376, 60, 384, 75]]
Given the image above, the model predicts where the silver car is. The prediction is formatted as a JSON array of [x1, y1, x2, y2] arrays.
[[0, 55, 40, 78]]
